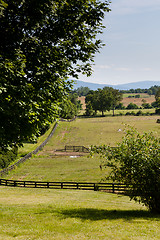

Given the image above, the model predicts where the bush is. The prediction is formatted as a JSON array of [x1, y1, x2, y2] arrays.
[[136, 110, 143, 116], [0, 146, 18, 169], [126, 103, 139, 109], [91, 127, 160, 213]]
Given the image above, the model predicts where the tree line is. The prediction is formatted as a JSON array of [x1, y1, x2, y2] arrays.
[[73, 85, 160, 96]]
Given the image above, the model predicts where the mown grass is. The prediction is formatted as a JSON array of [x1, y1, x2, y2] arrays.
[[0, 186, 160, 240]]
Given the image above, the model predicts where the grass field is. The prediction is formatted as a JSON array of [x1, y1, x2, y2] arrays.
[[0, 186, 160, 240], [6, 115, 160, 182], [1, 115, 160, 239]]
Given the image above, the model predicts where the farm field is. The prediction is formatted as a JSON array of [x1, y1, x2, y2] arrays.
[[79, 93, 155, 109], [0, 115, 160, 239]]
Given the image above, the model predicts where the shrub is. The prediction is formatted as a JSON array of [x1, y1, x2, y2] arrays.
[[91, 127, 160, 213], [136, 110, 143, 116], [0, 146, 18, 169], [126, 103, 139, 109]]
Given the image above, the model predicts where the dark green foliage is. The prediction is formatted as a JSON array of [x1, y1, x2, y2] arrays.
[[91, 127, 160, 213], [85, 87, 123, 116], [0, 0, 110, 148], [141, 103, 153, 109], [0, 146, 18, 169], [73, 86, 91, 96], [115, 103, 125, 110], [126, 103, 139, 109], [120, 85, 160, 95], [59, 92, 82, 119]]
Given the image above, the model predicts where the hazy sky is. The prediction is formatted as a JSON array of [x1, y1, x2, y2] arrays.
[[76, 0, 160, 85]]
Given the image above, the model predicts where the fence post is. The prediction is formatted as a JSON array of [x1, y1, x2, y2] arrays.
[[77, 183, 79, 189], [47, 182, 49, 188], [61, 182, 63, 189], [112, 183, 115, 193], [0, 179, 1, 185]]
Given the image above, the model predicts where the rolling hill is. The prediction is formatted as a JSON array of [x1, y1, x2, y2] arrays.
[[73, 80, 160, 90]]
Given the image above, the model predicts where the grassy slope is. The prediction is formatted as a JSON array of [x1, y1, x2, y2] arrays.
[[6, 115, 160, 182]]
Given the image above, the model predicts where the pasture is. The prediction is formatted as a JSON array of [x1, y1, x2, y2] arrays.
[[0, 115, 160, 239]]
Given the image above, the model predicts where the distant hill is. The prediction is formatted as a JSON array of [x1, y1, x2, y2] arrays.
[[73, 80, 160, 90]]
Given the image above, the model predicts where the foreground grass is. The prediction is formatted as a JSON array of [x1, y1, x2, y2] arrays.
[[0, 186, 160, 240]]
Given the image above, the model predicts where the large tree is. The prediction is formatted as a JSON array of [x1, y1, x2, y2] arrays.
[[85, 87, 122, 116], [0, 0, 110, 148]]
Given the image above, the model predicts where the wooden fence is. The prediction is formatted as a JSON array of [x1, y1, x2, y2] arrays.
[[0, 122, 58, 177], [64, 145, 89, 153], [0, 179, 130, 194], [56, 145, 90, 153]]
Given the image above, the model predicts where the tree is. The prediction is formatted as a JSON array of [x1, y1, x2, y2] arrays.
[[85, 87, 122, 116], [155, 87, 160, 109], [91, 127, 160, 213], [73, 86, 90, 96], [59, 92, 82, 119], [103, 87, 123, 116], [0, 0, 110, 148], [126, 103, 139, 109]]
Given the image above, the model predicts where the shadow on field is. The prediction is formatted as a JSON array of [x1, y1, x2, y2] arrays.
[[59, 208, 160, 221]]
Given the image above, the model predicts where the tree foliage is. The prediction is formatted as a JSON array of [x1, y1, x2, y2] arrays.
[[73, 86, 91, 96], [0, 0, 110, 148], [91, 127, 160, 213], [155, 87, 160, 108], [85, 87, 122, 116], [59, 92, 82, 119]]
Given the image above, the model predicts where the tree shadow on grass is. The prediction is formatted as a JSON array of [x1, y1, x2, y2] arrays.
[[58, 208, 160, 221]]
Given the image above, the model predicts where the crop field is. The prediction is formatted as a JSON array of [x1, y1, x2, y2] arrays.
[[0, 115, 160, 239], [79, 94, 155, 109]]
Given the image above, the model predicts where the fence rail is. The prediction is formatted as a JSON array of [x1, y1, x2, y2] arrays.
[[0, 179, 130, 194], [0, 122, 58, 177], [56, 145, 90, 153]]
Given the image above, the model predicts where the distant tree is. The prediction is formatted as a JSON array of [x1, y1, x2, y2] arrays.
[[141, 103, 152, 109], [85, 101, 94, 116], [155, 87, 160, 114], [126, 103, 139, 109], [85, 87, 122, 116], [59, 92, 82, 119], [73, 87, 90, 96], [115, 103, 125, 110], [155, 87, 160, 107]]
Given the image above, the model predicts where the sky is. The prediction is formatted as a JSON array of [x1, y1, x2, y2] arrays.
[[76, 0, 160, 85]]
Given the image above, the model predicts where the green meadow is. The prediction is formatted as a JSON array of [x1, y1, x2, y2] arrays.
[[0, 115, 160, 239]]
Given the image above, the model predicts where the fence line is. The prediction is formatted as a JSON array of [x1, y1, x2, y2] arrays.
[[64, 145, 89, 153], [0, 178, 130, 194], [0, 122, 58, 176]]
